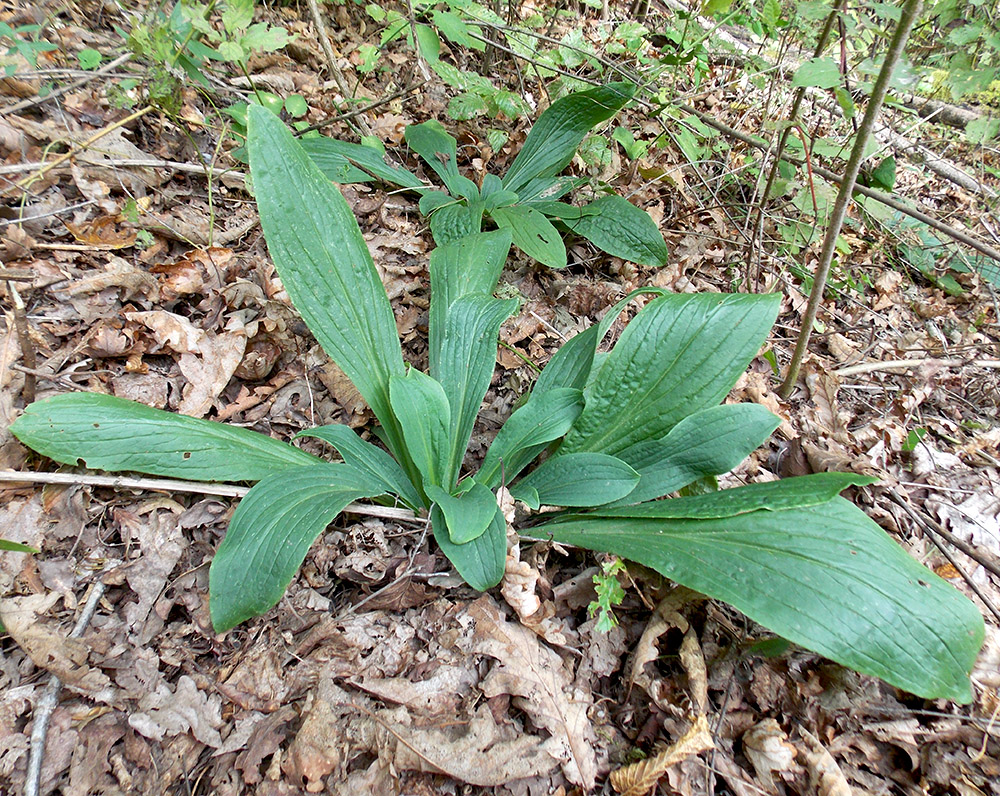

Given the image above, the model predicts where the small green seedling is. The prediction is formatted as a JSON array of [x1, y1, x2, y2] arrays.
[[299, 82, 669, 269], [588, 558, 627, 632], [11, 107, 983, 703]]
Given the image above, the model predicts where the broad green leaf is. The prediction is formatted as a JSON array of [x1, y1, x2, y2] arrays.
[[436, 295, 519, 485], [299, 136, 425, 189], [210, 464, 386, 631], [430, 202, 483, 245], [297, 424, 423, 509], [502, 82, 636, 195], [515, 175, 585, 205], [532, 288, 668, 397], [428, 230, 513, 371], [11, 394, 318, 481], [432, 9, 484, 50], [248, 107, 411, 472], [405, 120, 479, 199], [492, 205, 567, 268], [448, 91, 488, 120], [426, 481, 497, 543], [511, 452, 639, 510], [419, 191, 457, 215], [583, 472, 874, 519], [792, 57, 841, 89], [555, 196, 668, 266], [389, 369, 451, 489], [0, 540, 37, 553], [540, 493, 983, 702], [561, 293, 780, 456], [415, 23, 441, 62], [477, 387, 583, 488], [607, 404, 782, 505], [432, 504, 506, 590]]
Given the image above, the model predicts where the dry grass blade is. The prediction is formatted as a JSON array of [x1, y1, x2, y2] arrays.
[[610, 714, 715, 796]]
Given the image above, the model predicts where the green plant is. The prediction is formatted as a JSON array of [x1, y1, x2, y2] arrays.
[[11, 107, 983, 703], [0, 22, 58, 75], [300, 81, 669, 269], [588, 558, 627, 632]]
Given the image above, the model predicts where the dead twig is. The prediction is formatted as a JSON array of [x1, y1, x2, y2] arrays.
[[833, 358, 1000, 377], [14, 105, 154, 192], [0, 470, 422, 523], [886, 491, 1000, 624], [9, 284, 35, 403], [24, 578, 107, 796], [1, 53, 132, 117]]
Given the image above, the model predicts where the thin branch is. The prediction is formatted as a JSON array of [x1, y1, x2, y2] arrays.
[[1, 53, 133, 117], [24, 578, 107, 796], [833, 358, 1000, 377], [0, 471, 421, 523]]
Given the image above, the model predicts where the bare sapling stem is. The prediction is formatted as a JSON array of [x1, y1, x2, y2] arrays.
[[779, 0, 924, 399]]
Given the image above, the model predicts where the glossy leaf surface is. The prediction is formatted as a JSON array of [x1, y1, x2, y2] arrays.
[[11, 394, 318, 482], [511, 452, 639, 510]]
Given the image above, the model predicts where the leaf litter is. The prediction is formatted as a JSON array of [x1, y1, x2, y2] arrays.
[[1, 1, 999, 794]]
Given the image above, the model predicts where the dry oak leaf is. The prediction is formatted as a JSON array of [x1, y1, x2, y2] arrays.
[[378, 703, 563, 787], [127, 310, 247, 417], [129, 675, 224, 747], [610, 714, 715, 796], [742, 719, 798, 790], [64, 216, 137, 250], [799, 729, 853, 796], [0, 592, 113, 695], [459, 596, 598, 789]]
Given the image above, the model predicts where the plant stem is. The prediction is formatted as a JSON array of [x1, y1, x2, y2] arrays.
[[779, 0, 924, 399], [747, 0, 843, 288]]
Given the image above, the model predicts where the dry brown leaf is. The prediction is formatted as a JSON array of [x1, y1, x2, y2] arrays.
[[805, 369, 850, 444], [460, 596, 598, 788], [58, 257, 158, 301], [378, 703, 562, 786], [129, 675, 224, 748], [742, 719, 798, 790], [629, 588, 699, 692], [127, 310, 247, 417], [0, 593, 113, 695], [799, 729, 853, 796], [610, 714, 715, 796], [678, 627, 708, 714], [64, 216, 137, 250]]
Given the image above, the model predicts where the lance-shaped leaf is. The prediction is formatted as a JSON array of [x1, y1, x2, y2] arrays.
[[511, 452, 639, 510], [437, 295, 519, 486], [502, 82, 636, 195], [477, 387, 583, 488], [210, 464, 387, 631], [538, 482, 984, 703], [390, 369, 451, 490], [300, 136, 425, 189], [430, 202, 484, 246], [405, 120, 480, 199], [248, 107, 411, 471], [532, 288, 668, 397], [492, 205, 567, 268], [607, 404, 782, 505], [543, 196, 668, 266], [11, 393, 319, 482], [432, 504, 506, 591], [297, 424, 423, 510], [561, 293, 780, 456], [428, 229, 512, 371], [427, 481, 498, 544]]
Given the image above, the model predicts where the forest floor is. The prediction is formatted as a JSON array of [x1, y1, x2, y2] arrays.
[[1, 1, 999, 794]]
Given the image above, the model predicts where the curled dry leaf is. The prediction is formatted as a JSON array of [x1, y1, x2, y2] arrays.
[[64, 216, 137, 250], [678, 627, 708, 715], [629, 588, 700, 692], [460, 596, 598, 788], [126, 310, 247, 417], [799, 729, 853, 796], [610, 714, 715, 796], [0, 592, 113, 695], [742, 718, 798, 790]]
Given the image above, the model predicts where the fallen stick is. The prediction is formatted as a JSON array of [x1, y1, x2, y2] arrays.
[[0, 470, 422, 523], [833, 357, 1000, 377]]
